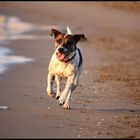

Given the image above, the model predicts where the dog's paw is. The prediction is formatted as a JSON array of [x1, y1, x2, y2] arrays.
[[63, 103, 71, 109], [58, 100, 65, 106], [48, 92, 56, 98], [58, 99, 65, 105]]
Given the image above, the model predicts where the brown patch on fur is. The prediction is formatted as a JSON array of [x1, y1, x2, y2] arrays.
[[55, 34, 65, 48]]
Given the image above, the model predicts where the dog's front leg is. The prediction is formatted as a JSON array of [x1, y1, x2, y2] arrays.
[[63, 72, 80, 109], [47, 72, 55, 97], [55, 75, 61, 100], [63, 73, 79, 109], [58, 74, 75, 108], [63, 90, 72, 109]]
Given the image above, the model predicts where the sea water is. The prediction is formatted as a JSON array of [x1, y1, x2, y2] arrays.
[[0, 14, 62, 75]]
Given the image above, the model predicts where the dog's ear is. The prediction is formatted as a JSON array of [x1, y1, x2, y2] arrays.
[[73, 34, 86, 43], [51, 29, 62, 38]]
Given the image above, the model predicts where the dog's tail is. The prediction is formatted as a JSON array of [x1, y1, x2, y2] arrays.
[[67, 26, 72, 35]]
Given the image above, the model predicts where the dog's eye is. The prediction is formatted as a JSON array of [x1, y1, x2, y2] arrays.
[[56, 39, 62, 44]]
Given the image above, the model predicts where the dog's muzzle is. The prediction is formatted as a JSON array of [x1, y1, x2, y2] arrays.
[[56, 47, 67, 61], [56, 46, 76, 62]]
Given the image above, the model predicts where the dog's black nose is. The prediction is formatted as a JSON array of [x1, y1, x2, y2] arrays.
[[58, 47, 64, 53]]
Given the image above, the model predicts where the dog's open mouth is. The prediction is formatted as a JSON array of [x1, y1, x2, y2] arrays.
[[56, 52, 65, 61]]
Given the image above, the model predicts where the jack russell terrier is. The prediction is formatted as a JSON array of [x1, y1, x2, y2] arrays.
[[47, 26, 86, 109]]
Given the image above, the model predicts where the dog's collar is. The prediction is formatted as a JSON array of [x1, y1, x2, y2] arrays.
[[60, 48, 77, 63], [63, 52, 76, 63]]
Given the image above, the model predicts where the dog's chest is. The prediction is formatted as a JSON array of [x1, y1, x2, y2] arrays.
[[49, 57, 76, 77]]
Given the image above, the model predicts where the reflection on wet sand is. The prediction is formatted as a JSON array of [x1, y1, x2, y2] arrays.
[[0, 14, 61, 75]]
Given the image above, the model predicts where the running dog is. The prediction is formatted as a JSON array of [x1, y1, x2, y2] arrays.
[[47, 26, 86, 109]]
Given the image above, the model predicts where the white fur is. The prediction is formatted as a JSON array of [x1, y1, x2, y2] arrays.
[[47, 27, 83, 109], [67, 26, 72, 35]]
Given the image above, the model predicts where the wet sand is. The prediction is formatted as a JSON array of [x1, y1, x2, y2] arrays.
[[0, 2, 140, 138]]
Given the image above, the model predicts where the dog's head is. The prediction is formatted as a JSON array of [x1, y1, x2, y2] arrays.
[[51, 27, 86, 61]]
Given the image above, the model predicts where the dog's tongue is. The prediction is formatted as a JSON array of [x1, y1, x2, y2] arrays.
[[56, 53, 65, 61]]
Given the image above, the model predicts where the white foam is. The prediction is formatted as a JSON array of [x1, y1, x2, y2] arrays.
[[0, 47, 33, 74], [0, 14, 63, 41], [0, 15, 34, 42], [0, 15, 36, 75], [0, 106, 8, 110]]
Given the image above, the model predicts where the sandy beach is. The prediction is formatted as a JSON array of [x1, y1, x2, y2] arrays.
[[0, 2, 140, 138]]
